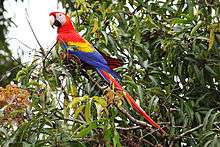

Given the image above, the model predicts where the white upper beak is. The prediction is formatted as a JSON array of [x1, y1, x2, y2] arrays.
[[49, 15, 55, 26]]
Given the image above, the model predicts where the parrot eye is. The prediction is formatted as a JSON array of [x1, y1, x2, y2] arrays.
[[56, 13, 66, 26]]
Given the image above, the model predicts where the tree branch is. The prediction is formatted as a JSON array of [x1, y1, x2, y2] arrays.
[[53, 111, 85, 124], [116, 104, 149, 127], [177, 124, 203, 139], [25, 9, 45, 56], [116, 125, 142, 130], [43, 41, 58, 61]]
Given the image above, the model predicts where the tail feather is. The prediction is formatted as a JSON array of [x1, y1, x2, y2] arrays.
[[98, 69, 166, 134]]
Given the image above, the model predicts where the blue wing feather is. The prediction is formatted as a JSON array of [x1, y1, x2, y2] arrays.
[[67, 50, 121, 79]]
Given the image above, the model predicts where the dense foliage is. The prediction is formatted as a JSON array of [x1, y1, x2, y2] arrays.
[[0, 0, 21, 86], [1, 0, 220, 146]]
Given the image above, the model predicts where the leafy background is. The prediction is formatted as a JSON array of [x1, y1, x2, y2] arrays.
[[1, 0, 220, 146]]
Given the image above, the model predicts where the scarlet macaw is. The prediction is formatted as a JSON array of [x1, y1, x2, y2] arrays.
[[49, 12, 165, 134]]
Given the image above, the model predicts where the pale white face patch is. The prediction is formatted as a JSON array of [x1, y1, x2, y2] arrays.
[[49, 15, 55, 26], [56, 13, 66, 25]]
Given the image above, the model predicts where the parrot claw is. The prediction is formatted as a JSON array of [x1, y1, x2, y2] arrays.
[[104, 87, 115, 106], [104, 87, 124, 108]]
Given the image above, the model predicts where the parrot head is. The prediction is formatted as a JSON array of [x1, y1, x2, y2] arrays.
[[49, 12, 75, 33]]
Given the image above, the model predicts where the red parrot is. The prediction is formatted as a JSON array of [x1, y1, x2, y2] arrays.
[[49, 12, 165, 134]]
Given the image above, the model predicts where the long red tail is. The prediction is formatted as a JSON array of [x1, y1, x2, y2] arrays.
[[99, 69, 166, 134]]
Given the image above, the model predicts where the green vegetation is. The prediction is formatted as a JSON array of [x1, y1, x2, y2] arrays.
[[0, 0, 21, 86], [1, 0, 220, 146]]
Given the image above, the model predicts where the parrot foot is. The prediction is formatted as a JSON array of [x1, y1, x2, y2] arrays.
[[104, 87, 124, 109], [104, 87, 115, 107]]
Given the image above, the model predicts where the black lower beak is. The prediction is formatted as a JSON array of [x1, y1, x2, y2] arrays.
[[54, 20, 62, 27]]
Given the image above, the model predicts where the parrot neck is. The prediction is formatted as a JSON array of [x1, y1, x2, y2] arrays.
[[57, 20, 76, 34]]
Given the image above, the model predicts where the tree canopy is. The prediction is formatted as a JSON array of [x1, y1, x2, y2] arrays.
[[1, 0, 220, 146], [0, 0, 21, 86]]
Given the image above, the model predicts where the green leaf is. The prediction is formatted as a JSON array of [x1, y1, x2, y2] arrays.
[[193, 65, 200, 80], [85, 100, 91, 122], [113, 129, 121, 147], [199, 131, 215, 145], [108, 35, 117, 49], [211, 135, 220, 147], [178, 62, 183, 76], [190, 21, 203, 36], [195, 112, 202, 124], [134, 29, 141, 44], [101, 31, 108, 46], [104, 128, 113, 146], [0, 128, 8, 138], [146, 15, 159, 28], [74, 105, 85, 119], [149, 75, 158, 85], [204, 140, 213, 147], [207, 112, 219, 129], [137, 85, 143, 99], [93, 96, 107, 107], [184, 102, 194, 121], [205, 65, 217, 76], [61, 141, 86, 147], [203, 109, 214, 131], [169, 113, 176, 135], [92, 18, 99, 33], [9, 142, 32, 147], [77, 122, 97, 138], [209, 29, 215, 50]]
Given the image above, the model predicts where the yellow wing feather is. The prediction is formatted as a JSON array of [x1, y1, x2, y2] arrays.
[[67, 39, 95, 52]]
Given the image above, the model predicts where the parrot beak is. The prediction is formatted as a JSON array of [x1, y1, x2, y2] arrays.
[[49, 15, 55, 28], [49, 15, 62, 28]]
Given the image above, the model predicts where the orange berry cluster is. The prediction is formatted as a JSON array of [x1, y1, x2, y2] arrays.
[[0, 84, 30, 124]]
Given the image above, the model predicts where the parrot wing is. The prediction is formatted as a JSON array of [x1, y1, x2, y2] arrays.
[[67, 50, 121, 79]]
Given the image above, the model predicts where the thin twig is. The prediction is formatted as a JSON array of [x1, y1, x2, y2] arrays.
[[77, 137, 98, 143], [159, 122, 170, 125], [116, 125, 142, 130], [121, 133, 155, 147], [86, 71, 107, 90], [0, 63, 23, 82], [114, 103, 164, 138], [42, 41, 58, 68], [44, 41, 58, 61], [6, 37, 35, 50], [115, 104, 150, 128], [171, 124, 205, 143], [132, 134, 155, 147], [25, 9, 45, 56], [9, 55, 25, 68], [131, 4, 143, 15], [177, 124, 203, 139], [53, 112, 85, 124]]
